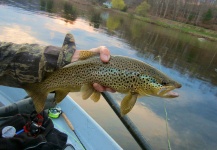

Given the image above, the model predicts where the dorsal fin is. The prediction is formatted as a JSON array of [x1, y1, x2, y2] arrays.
[[78, 50, 99, 60], [63, 50, 99, 68]]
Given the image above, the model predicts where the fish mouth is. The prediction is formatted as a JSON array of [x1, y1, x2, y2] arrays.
[[163, 91, 179, 98], [157, 86, 179, 98], [175, 83, 182, 88]]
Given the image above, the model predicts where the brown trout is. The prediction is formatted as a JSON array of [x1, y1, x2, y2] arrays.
[[23, 51, 181, 115]]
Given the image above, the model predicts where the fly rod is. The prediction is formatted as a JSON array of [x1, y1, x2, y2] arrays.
[[102, 92, 152, 150]]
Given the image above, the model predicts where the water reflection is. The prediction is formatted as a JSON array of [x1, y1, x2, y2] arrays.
[[106, 15, 121, 31], [41, 0, 54, 12], [90, 11, 102, 28], [69, 92, 181, 150], [0, 0, 217, 150]]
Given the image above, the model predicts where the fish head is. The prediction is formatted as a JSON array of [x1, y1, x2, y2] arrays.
[[138, 73, 181, 98]]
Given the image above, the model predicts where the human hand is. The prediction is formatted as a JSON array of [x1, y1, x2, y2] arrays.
[[71, 46, 115, 93]]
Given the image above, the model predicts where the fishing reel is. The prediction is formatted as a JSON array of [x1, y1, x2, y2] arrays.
[[29, 122, 45, 136], [48, 107, 62, 119]]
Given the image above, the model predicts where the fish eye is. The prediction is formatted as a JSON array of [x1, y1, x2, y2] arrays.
[[161, 80, 168, 86]]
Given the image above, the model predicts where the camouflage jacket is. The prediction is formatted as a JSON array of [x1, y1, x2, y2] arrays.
[[0, 33, 76, 88]]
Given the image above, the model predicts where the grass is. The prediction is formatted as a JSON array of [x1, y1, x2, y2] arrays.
[[133, 14, 217, 41]]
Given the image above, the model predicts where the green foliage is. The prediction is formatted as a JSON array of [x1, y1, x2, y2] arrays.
[[188, 13, 195, 21], [122, 5, 128, 12], [130, 22, 144, 39], [95, 0, 107, 4], [90, 12, 102, 28], [63, 1, 77, 21], [40, 0, 46, 11], [111, 0, 126, 10], [106, 16, 121, 31], [135, 1, 150, 17], [203, 8, 213, 22], [40, 0, 54, 12], [46, 0, 54, 12], [64, 2, 76, 15], [128, 13, 135, 19]]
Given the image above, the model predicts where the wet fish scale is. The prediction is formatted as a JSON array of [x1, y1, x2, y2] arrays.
[[23, 53, 181, 115]]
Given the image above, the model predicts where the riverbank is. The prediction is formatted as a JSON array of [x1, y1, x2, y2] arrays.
[[133, 15, 217, 42], [69, 0, 217, 42], [102, 7, 217, 42]]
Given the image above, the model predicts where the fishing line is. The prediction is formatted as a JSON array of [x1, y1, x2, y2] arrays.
[[164, 101, 171, 150], [52, 121, 86, 150], [154, 55, 162, 71], [156, 55, 171, 150]]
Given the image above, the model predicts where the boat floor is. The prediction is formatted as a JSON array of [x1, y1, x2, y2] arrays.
[[52, 114, 85, 150], [0, 86, 122, 150]]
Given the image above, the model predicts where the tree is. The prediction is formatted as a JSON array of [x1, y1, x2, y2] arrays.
[[202, 8, 213, 22], [163, 0, 170, 18], [111, 0, 126, 11], [135, 1, 150, 17], [46, 0, 54, 12]]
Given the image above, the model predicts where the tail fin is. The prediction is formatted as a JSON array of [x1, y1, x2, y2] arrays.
[[23, 83, 48, 113]]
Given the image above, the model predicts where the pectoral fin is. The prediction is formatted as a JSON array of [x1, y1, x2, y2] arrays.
[[23, 83, 48, 113], [81, 84, 94, 100], [55, 90, 69, 103], [120, 93, 138, 116], [90, 90, 101, 102]]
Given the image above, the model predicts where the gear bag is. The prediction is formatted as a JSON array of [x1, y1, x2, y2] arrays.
[[0, 111, 68, 150]]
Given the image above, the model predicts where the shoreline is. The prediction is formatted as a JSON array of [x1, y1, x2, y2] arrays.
[[133, 15, 217, 42], [70, 0, 217, 42], [103, 7, 217, 42]]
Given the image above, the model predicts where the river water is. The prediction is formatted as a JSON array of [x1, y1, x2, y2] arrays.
[[0, 0, 217, 149]]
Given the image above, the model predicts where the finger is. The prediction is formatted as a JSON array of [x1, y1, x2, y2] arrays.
[[105, 88, 116, 93], [90, 46, 110, 62], [93, 83, 116, 93], [93, 83, 106, 92]]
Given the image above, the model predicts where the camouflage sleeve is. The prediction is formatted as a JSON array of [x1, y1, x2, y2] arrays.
[[0, 33, 76, 88]]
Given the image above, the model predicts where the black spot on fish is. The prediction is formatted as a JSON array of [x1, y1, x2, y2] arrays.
[[161, 80, 168, 86]]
